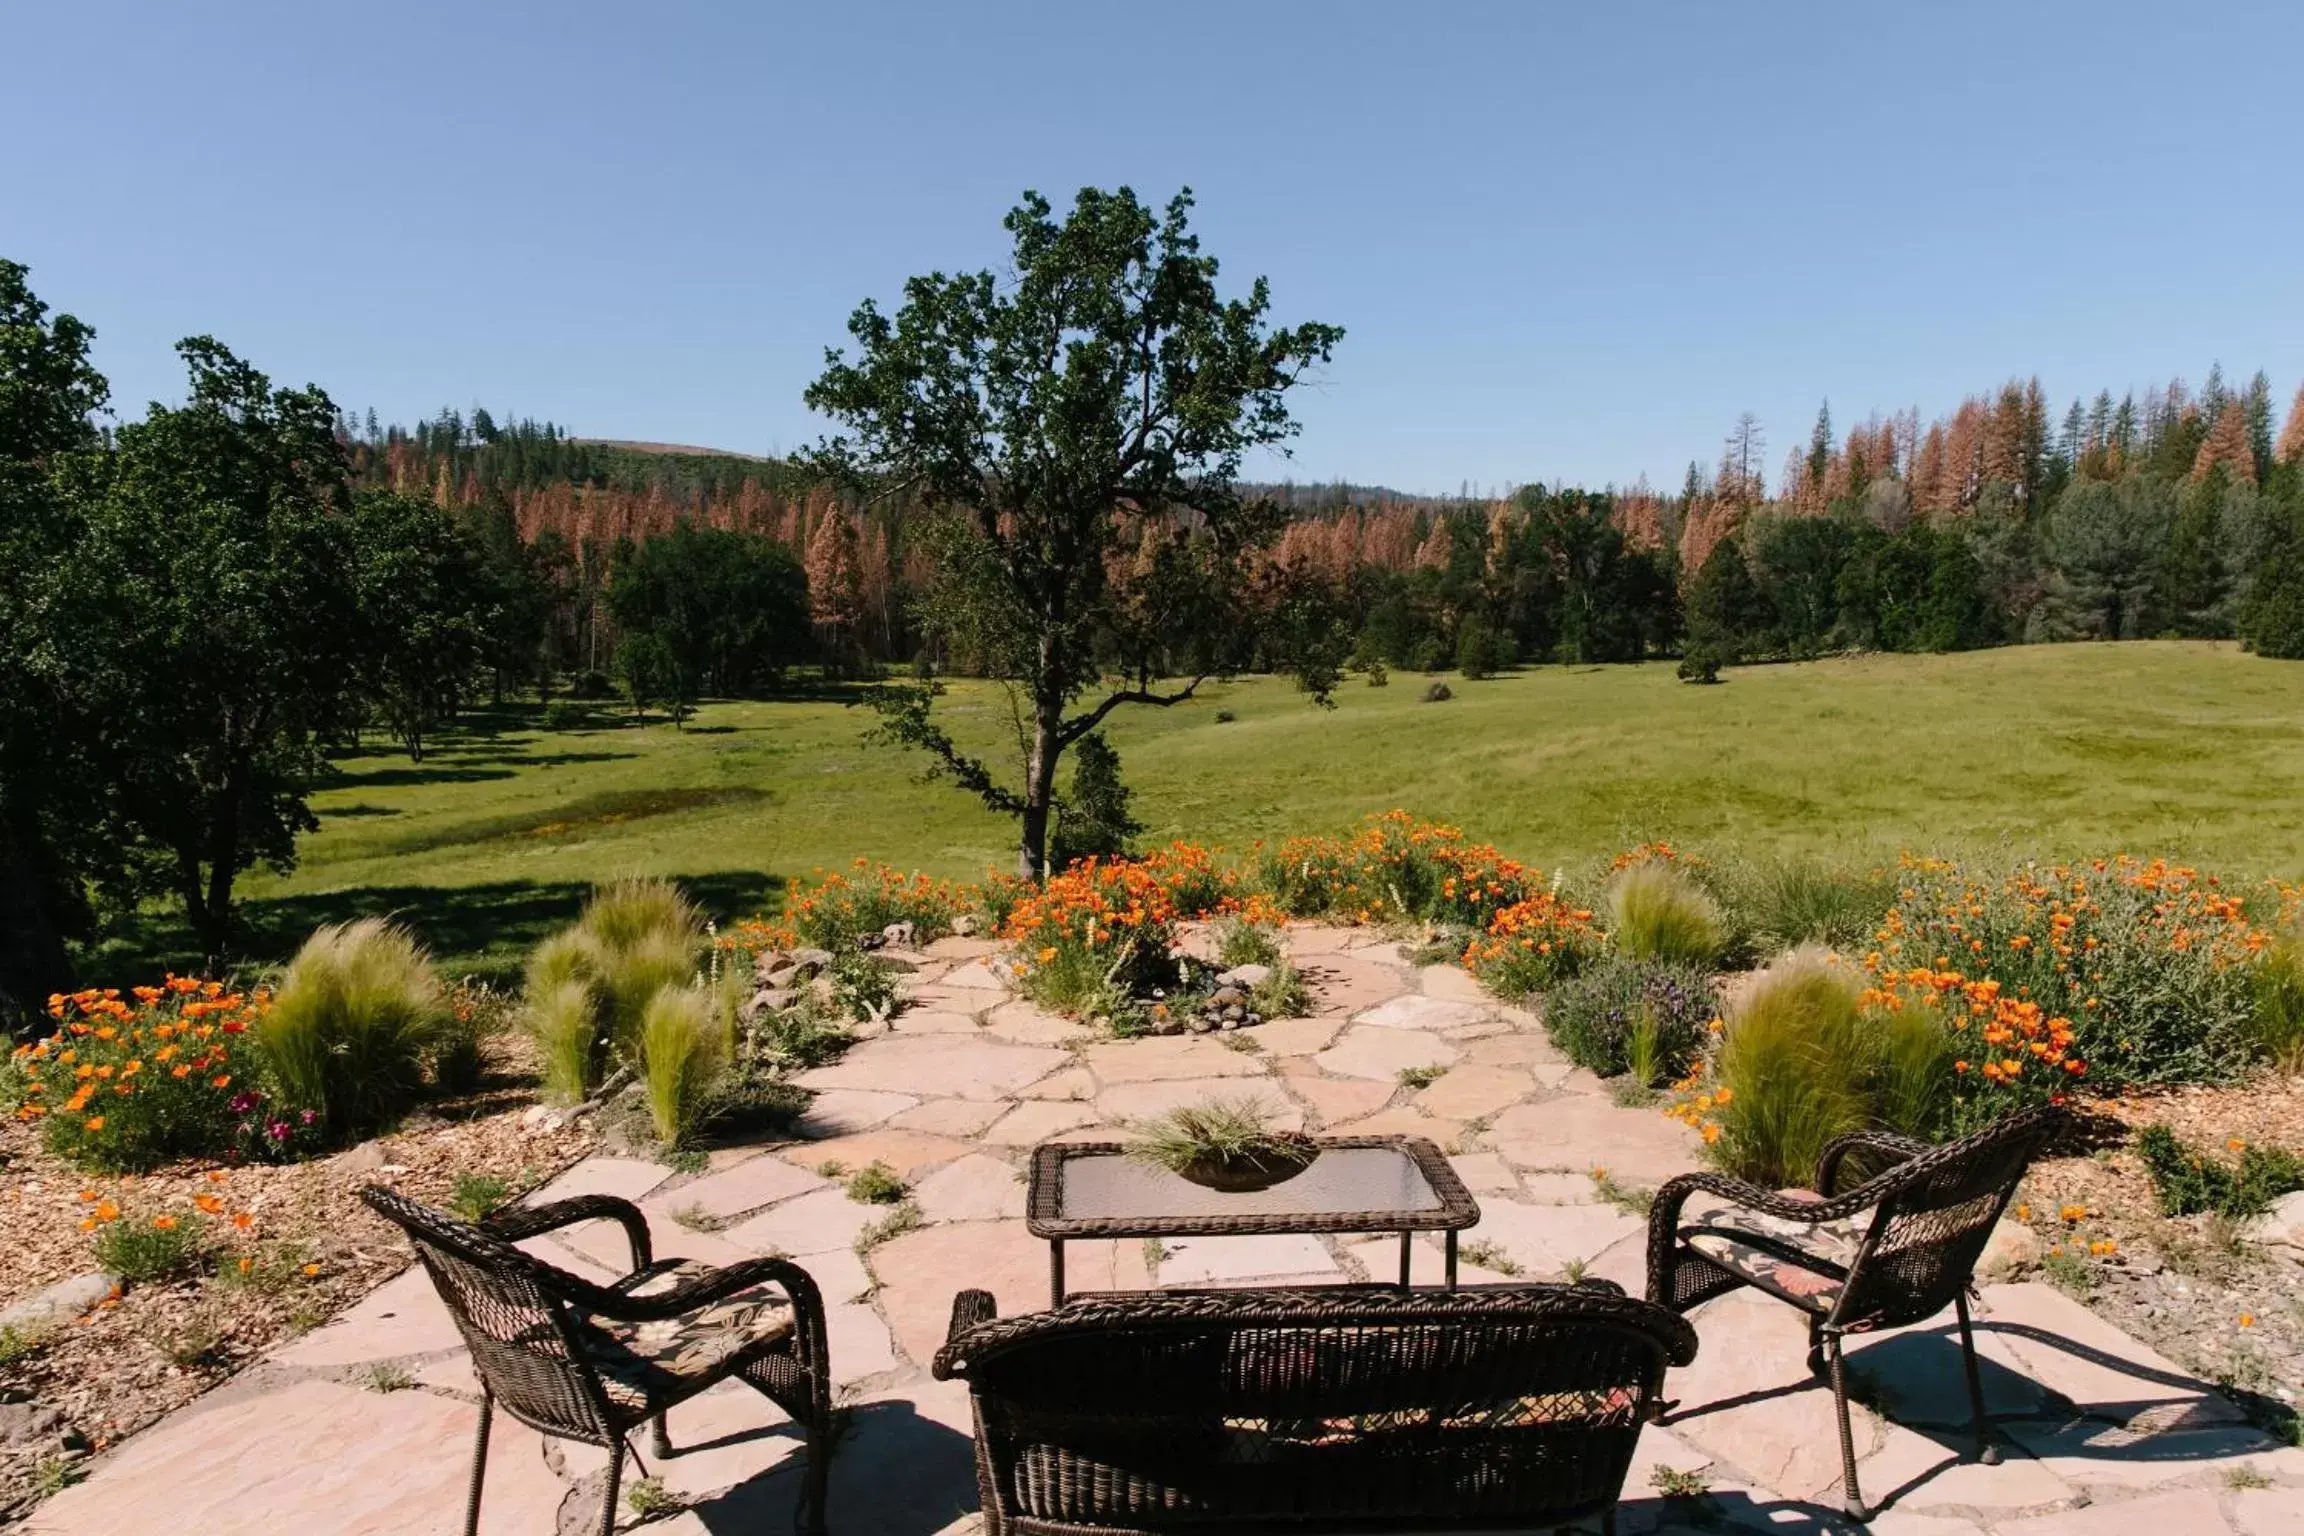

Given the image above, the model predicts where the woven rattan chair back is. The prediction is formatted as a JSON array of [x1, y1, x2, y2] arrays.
[[940, 1286, 1697, 1532], [1836, 1107, 2063, 1330], [362, 1186, 618, 1443]]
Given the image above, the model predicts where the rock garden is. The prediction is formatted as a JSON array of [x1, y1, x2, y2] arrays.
[[8, 813, 2304, 1533]]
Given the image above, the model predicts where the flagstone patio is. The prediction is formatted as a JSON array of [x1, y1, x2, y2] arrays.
[[26, 929, 2304, 1534]]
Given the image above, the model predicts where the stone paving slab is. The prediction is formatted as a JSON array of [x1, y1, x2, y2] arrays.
[[35, 917, 2301, 1536]]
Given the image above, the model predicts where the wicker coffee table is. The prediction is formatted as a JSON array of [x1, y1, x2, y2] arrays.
[[1025, 1134, 1480, 1304]]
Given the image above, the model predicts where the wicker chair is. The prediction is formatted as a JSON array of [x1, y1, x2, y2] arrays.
[[1645, 1104, 2067, 1522], [360, 1185, 833, 1536], [933, 1282, 1699, 1535]]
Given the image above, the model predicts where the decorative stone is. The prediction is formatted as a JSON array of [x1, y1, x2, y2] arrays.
[[1414, 1063, 1535, 1121], [1312, 1025, 1459, 1082], [0, 1271, 115, 1337], [795, 1033, 1068, 1101], [1214, 963, 1271, 988], [2248, 1188, 2304, 1258], [1977, 1215, 2041, 1280], [658, 1153, 828, 1222], [1083, 1035, 1268, 1083], [912, 1154, 1028, 1223]]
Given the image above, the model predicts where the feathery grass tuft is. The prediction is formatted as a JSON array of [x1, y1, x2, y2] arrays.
[[259, 918, 447, 1140], [1711, 950, 1871, 1188], [638, 982, 728, 1147], [1607, 862, 1726, 968]]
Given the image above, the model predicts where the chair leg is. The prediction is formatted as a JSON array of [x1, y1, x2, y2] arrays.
[[650, 1411, 672, 1459], [464, 1391, 493, 1536], [1825, 1335, 1869, 1523], [798, 1398, 831, 1536], [597, 1441, 625, 1536], [1956, 1292, 2001, 1465]]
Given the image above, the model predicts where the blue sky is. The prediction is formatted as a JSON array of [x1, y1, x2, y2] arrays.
[[7, 2, 2300, 494]]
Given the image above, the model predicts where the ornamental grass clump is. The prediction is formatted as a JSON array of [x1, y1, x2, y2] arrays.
[[1696, 951, 1874, 1188], [259, 919, 448, 1142], [1710, 853, 1895, 957], [1124, 1095, 1313, 1189], [2251, 935, 2304, 1074], [10, 980, 262, 1173], [637, 983, 729, 1147], [523, 879, 703, 1102], [1606, 861, 1726, 968]]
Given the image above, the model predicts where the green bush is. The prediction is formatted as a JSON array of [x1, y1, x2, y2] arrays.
[[1708, 953, 1874, 1188], [1606, 862, 1726, 968], [1712, 856, 1895, 956], [637, 983, 729, 1147], [1872, 998, 1959, 1140], [2251, 940, 2304, 1074], [1541, 957, 1717, 1083], [1213, 916, 1283, 969], [258, 919, 448, 1142], [2135, 1124, 2304, 1219], [529, 976, 603, 1105], [93, 1210, 208, 1282]]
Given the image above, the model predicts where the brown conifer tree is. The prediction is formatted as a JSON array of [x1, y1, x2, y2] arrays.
[[2191, 400, 2258, 486], [2277, 384, 2304, 466]]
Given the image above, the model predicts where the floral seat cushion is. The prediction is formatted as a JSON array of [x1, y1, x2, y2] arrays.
[[1683, 1208, 1852, 1313], [582, 1260, 796, 1407]]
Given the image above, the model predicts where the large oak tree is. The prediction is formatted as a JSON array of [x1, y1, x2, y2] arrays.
[[804, 186, 1342, 877]]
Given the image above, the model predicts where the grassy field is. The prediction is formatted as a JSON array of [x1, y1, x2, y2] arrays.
[[90, 641, 2304, 980]]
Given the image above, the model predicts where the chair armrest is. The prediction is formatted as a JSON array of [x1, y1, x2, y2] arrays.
[[485, 1195, 653, 1272], [585, 1254, 824, 1325], [930, 1289, 999, 1380], [1816, 1130, 1932, 1197], [1645, 1171, 1882, 1304]]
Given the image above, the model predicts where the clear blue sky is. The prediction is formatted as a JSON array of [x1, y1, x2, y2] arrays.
[[7, 2, 2300, 495]]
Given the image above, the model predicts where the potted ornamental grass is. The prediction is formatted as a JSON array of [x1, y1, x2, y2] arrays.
[[1124, 1095, 1319, 1193]]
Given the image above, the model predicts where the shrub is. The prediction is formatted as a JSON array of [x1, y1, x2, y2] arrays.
[[1711, 855, 1895, 956], [448, 1173, 512, 1223], [2251, 938, 2304, 1074], [1873, 856, 2259, 1087], [1607, 862, 1726, 968], [541, 699, 597, 730], [637, 983, 729, 1147], [827, 953, 900, 1023], [1051, 731, 1144, 868], [93, 1209, 209, 1282], [260, 919, 447, 1142], [1859, 967, 2078, 1131], [1261, 812, 1538, 930], [1420, 681, 1453, 703], [741, 863, 977, 953], [1213, 915, 1283, 969], [431, 980, 510, 1097], [1004, 857, 1185, 1012], [1677, 646, 1723, 684], [1871, 997, 1959, 1140], [12, 980, 258, 1173], [2136, 1125, 2304, 1219], [1461, 893, 1604, 998], [1692, 953, 1874, 1188], [1542, 957, 1717, 1083]]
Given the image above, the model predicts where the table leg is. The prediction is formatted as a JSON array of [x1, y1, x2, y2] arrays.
[[1049, 1240, 1066, 1307], [1398, 1231, 1413, 1288], [1444, 1230, 1459, 1289]]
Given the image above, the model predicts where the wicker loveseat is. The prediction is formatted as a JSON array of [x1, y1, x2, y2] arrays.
[[933, 1282, 1698, 1535]]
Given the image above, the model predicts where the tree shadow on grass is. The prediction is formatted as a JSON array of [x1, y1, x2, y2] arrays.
[[76, 871, 788, 987]]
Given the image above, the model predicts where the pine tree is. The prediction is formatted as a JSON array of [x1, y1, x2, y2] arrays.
[[2278, 384, 2304, 467], [1806, 401, 1833, 504], [804, 509, 865, 671], [2243, 371, 2275, 481], [2191, 401, 2257, 487]]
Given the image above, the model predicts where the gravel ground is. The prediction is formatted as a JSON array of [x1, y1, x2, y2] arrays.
[[0, 1036, 597, 1524], [2018, 1076, 2304, 1435]]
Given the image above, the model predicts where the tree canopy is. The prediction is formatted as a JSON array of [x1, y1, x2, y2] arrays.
[[804, 186, 1343, 876]]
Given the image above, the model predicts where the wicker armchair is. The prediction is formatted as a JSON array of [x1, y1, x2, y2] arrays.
[[360, 1185, 832, 1536], [1645, 1104, 2067, 1522], [933, 1282, 1698, 1535]]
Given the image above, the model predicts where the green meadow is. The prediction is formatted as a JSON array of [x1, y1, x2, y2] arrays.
[[96, 641, 2304, 980]]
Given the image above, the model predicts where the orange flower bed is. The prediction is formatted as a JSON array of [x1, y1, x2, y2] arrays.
[[11, 980, 268, 1173], [1260, 810, 1538, 927], [1460, 892, 1604, 997]]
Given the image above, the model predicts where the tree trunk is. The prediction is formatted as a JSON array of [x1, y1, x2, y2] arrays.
[[1018, 690, 1063, 881], [0, 846, 71, 1027]]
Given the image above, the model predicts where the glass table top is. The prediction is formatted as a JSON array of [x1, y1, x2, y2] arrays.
[[1047, 1145, 1450, 1224]]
